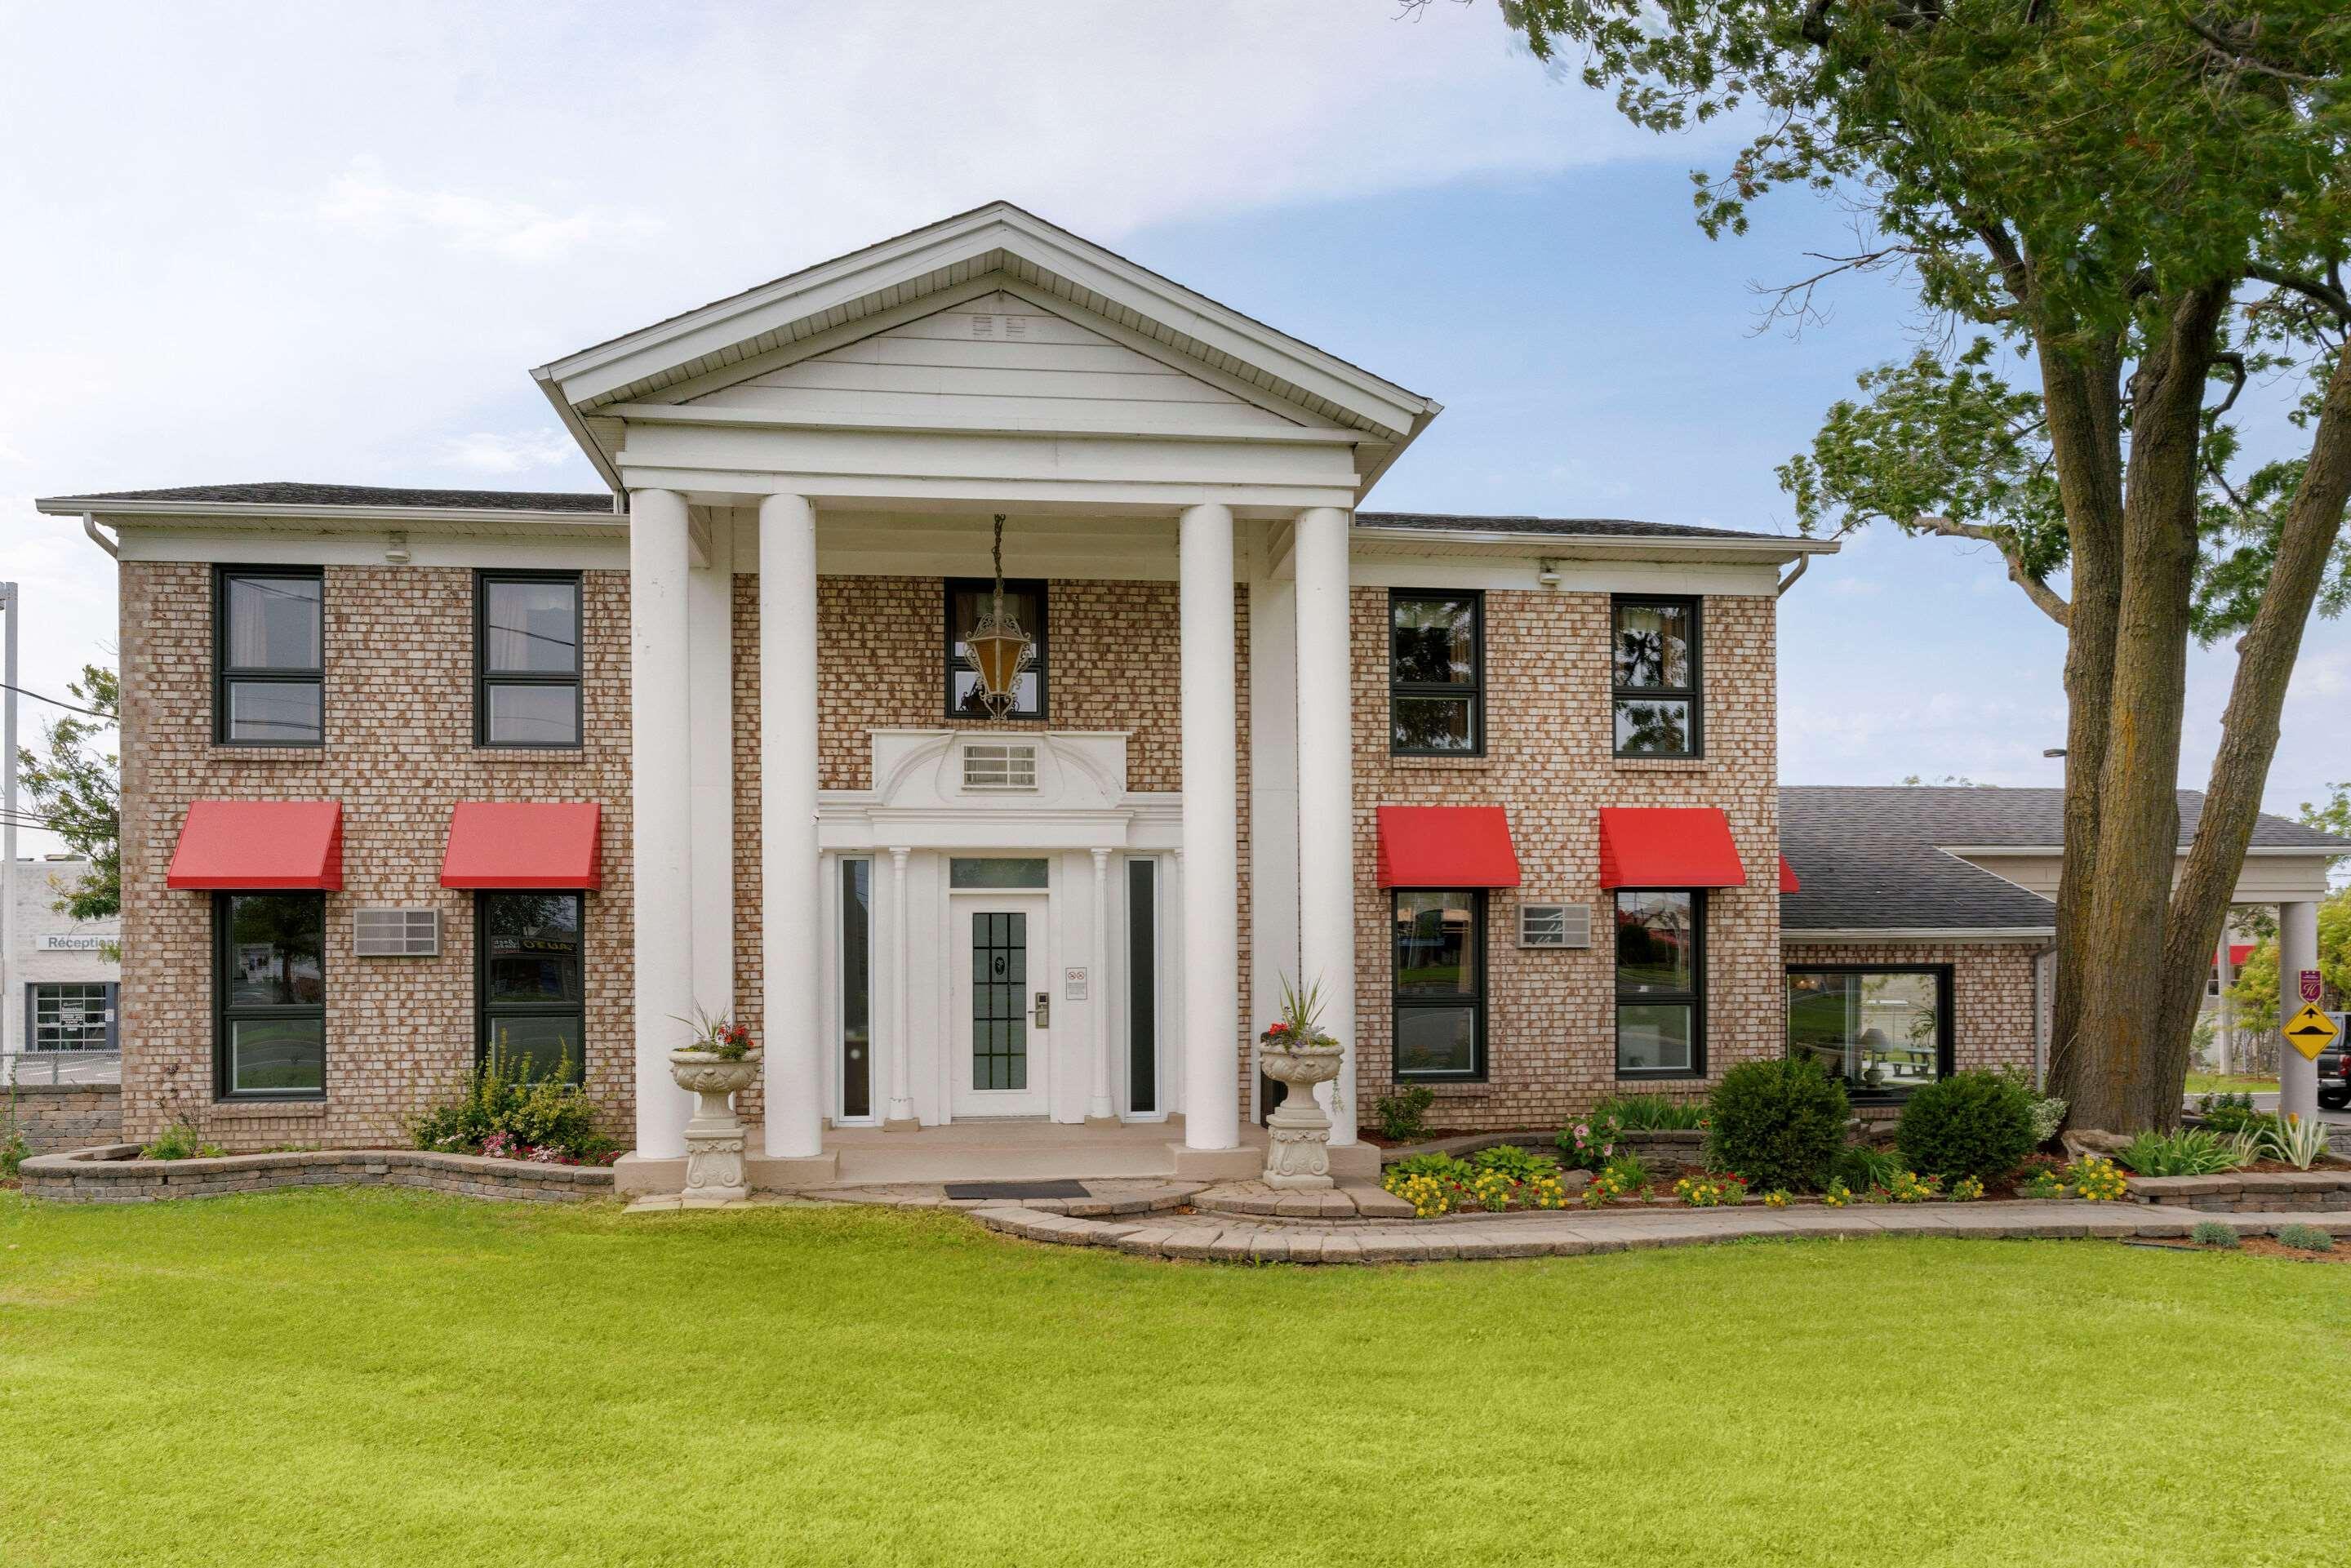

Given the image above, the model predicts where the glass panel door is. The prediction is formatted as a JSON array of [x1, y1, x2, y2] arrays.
[[951, 895, 1051, 1117], [970, 912, 1028, 1091]]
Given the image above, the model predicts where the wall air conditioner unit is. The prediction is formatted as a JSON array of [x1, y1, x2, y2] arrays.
[[353, 908, 441, 957], [1518, 903, 1591, 949]]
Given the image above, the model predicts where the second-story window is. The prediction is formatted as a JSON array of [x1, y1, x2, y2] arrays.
[[1389, 590, 1482, 754], [216, 566, 323, 745], [1612, 596, 1701, 757], [477, 572, 582, 747]]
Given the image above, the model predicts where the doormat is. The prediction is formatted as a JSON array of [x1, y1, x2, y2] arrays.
[[943, 1179, 1091, 1201]]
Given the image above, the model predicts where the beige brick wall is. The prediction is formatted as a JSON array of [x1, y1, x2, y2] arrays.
[[116, 562, 634, 1152], [1349, 589, 1783, 1134], [1780, 941, 2043, 1075]]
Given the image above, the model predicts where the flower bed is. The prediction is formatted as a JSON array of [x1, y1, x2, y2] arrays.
[[19, 1144, 616, 1204]]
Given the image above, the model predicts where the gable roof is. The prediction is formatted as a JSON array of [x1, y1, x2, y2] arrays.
[[531, 201, 1443, 495], [1814, 785, 2351, 853], [38, 482, 615, 514]]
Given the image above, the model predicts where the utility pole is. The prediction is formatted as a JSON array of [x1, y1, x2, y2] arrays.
[[2, 580, 16, 1064]]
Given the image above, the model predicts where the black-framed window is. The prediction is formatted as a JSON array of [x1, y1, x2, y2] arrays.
[[215, 891, 326, 1099], [841, 859, 872, 1120], [476, 572, 583, 748], [1128, 857, 1158, 1115], [945, 579, 1048, 719], [1393, 889, 1487, 1079], [477, 891, 585, 1085], [1615, 888, 1704, 1077], [1389, 591, 1483, 755], [1612, 596, 1701, 757], [29, 981, 117, 1051], [1786, 965, 1953, 1096], [215, 566, 323, 745]]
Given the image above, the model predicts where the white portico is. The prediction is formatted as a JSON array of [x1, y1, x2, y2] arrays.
[[530, 202, 1439, 1188]]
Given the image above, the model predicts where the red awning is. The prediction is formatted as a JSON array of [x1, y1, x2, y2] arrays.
[[1375, 805, 1522, 889], [2227, 943, 2253, 969], [1598, 807, 1749, 891], [441, 802, 603, 890], [167, 800, 344, 890], [1779, 855, 1801, 893]]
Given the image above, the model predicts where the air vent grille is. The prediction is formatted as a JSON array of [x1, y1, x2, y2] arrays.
[[354, 908, 440, 957], [1518, 903, 1591, 949], [962, 743, 1039, 790]]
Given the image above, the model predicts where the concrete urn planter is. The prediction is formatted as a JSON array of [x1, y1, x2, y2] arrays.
[[1260, 1043, 1344, 1190], [669, 1049, 762, 1206]]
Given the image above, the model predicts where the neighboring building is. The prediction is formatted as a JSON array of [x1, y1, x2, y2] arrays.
[[3, 855, 122, 1061], [30, 204, 2342, 1184]]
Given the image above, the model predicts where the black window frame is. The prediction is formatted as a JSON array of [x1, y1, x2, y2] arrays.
[[1784, 962, 1955, 1099], [474, 889, 588, 1085], [1387, 589, 1486, 757], [1390, 887, 1490, 1082], [1611, 594, 1704, 759], [1612, 886, 1707, 1080], [943, 577, 1050, 721], [213, 564, 325, 748], [212, 890, 327, 1101], [474, 570, 585, 749]]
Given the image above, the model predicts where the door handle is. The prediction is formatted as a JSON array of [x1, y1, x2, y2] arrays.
[[1033, 991, 1051, 1029]]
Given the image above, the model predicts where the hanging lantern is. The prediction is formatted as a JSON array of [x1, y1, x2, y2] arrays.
[[964, 513, 1034, 719]]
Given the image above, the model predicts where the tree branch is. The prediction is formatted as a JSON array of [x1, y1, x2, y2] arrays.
[[1912, 513, 2072, 624], [2247, 264, 2351, 325], [2209, 351, 2248, 417]]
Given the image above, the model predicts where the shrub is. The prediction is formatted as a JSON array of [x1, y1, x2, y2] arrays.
[[2066, 1156, 2128, 1202], [2194, 1091, 2271, 1139], [411, 1046, 609, 1162], [1556, 1113, 1623, 1170], [2274, 1223, 2335, 1252], [1372, 1086, 1434, 1143], [1467, 1144, 1559, 1182], [0, 1128, 28, 1180], [2189, 1220, 2241, 1248], [1833, 1144, 1902, 1192], [2258, 1113, 2335, 1170], [1591, 1092, 1706, 1131], [1704, 1057, 1849, 1193], [140, 1124, 225, 1161], [1998, 1067, 2068, 1144], [1895, 1070, 2037, 1184], [2116, 1129, 2249, 1177]]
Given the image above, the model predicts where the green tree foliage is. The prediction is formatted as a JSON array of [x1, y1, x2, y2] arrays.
[[16, 665, 119, 921], [2226, 784, 2350, 1017], [1459, 0, 2351, 1129]]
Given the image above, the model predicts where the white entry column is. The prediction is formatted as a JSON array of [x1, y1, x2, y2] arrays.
[[2279, 899, 2321, 1122], [761, 492, 824, 1158], [1293, 506, 1358, 1145], [629, 487, 696, 1159], [1180, 502, 1241, 1151]]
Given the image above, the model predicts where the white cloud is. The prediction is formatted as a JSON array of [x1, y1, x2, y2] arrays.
[[438, 429, 583, 475], [314, 160, 664, 264]]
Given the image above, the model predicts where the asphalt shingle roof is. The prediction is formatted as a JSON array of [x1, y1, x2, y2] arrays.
[[1355, 511, 1792, 542], [47, 482, 616, 513], [1778, 786, 2349, 934]]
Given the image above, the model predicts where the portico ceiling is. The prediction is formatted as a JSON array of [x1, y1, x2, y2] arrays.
[[531, 202, 1443, 501]]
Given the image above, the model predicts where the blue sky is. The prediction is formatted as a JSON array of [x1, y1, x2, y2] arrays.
[[3, 0, 2344, 851]]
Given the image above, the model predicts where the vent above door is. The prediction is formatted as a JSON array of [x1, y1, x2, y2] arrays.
[[962, 743, 1039, 791]]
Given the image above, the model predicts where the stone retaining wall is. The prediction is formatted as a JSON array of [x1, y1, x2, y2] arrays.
[[2126, 1170, 2351, 1213], [20, 1144, 615, 1204], [7, 1084, 123, 1153]]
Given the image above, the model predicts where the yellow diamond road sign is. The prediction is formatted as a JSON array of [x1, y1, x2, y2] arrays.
[[2282, 1002, 2339, 1061]]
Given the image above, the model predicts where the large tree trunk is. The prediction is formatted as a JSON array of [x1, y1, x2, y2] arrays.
[[2070, 287, 2229, 1130], [2040, 334, 2126, 1107], [2152, 344, 2351, 1082]]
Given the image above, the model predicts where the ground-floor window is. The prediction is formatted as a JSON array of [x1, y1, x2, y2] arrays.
[[1615, 889, 1704, 1077], [1128, 858, 1158, 1114], [840, 859, 872, 1119], [1393, 889, 1487, 1080], [478, 891, 584, 1084], [29, 981, 116, 1051], [1786, 966, 1952, 1095], [215, 891, 326, 1098]]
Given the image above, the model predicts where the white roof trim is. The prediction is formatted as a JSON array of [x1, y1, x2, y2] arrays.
[[33, 497, 624, 531], [536, 202, 1438, 440], [1781, 927, 2057, 943], [1351, 523, 1837, 563], [1942, 843, 2344, 859], [603, 402, 1368, 446]]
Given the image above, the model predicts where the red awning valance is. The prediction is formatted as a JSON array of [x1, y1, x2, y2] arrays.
[[167, 800, 344, 890], [1779, 855, 1801, 893], [1598, 807, 1749, 891], [440, 802, 602, 890], [1375, 805, 1522, 889]]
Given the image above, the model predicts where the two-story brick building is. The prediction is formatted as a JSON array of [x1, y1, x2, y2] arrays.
[[42, 203, 2337, 1188]]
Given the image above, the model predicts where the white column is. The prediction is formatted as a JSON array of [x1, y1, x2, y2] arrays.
[[1292, 505, 1358, 1146], [885, 846, 917, 1129], [687, 508, 735, 1030], [2213, 928, 2234, 1079], [760, 492, 824, 1159], [1087, 847, 1116, 1125], [1247, 556, 1301, 1128], [1180, 502, 1241, 1150], [629, 488, 696, 1160], [2279, 899, 2321, 1122]]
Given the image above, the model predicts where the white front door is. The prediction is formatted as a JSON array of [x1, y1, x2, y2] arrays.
[[951, 895, 1052, 1117]]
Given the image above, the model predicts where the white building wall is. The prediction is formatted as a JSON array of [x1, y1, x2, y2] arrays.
[[4, 858, 122, 1055]]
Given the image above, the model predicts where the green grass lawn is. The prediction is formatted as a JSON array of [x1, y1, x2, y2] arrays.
[[5, 1190, 2349, 1567], [2186, 1072, 2282, 1095]]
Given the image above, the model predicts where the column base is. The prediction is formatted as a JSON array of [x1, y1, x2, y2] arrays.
[[1168, 1141, 1262, 1180], [746, 1151, 842, 1190], [882, 1117, 921, 1134], [613, 1152, 686, 1197], [1083, 1114, 1122, 1130]]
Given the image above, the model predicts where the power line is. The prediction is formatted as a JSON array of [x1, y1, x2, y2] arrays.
[[0, 681, 114, 722]]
